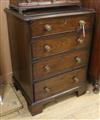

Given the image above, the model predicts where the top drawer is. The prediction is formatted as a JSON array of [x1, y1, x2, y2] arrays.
[[30, 14, 94, 37]]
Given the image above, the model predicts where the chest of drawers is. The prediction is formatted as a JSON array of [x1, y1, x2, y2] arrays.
[[5, 8, 95, 115]]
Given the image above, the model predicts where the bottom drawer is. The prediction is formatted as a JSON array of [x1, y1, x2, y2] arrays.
[[34, 67, 87, 101]]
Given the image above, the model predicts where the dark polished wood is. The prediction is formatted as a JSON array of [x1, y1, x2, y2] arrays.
[[5, 7, 95, 115], [82, 0, 100, 92], [33, 49, 89, 80], [6, 12, 34, 101], [32, 31, 92, 59], [31, 14, 93, 37], [34, 67, 87, 101]]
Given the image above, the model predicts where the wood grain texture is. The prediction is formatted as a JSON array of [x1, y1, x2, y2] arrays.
[[32, 31, 92, 59], [31, 14, 93, 37], [6, 11, 34, 101], [82, 0, 100, 81], [33, 49, 89, 80], [5, 7, 94, 115], [34, 67, 87, 101]]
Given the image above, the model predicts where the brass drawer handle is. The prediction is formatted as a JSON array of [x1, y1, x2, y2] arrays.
[[72, 76, 80, 83], [44, 24, 52, 32], [44, 45, 51, 52], [44, 65, 50, 72], [75, 56, 82, 64], [79, 20, 86, 38], [77, 38, 84, 44], [44, 87, 51, 93]]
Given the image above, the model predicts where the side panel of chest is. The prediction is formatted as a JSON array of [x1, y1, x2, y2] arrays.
[[6, 13, 34, 101]]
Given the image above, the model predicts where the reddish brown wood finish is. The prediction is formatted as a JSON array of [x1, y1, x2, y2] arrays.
[[34, 67, 87, 101], [32, 31, 92, 59], [31, 15, 93, 37], [33, 49, 89, 80], [82, 0, 100, 84], [5, 7, 95, 115], [6, 12, 34, 101]]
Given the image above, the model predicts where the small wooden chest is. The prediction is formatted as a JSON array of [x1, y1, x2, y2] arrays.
[[5, 2, 95, 115]]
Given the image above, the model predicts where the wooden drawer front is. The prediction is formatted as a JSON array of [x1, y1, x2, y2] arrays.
[[31, 15, 93, 37], [33, 49, 89, 80], [34, 67, 87, 101], [32, 31, 91, 59]]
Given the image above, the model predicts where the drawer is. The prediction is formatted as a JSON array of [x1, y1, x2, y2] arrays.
[[34, 67, 87, 101], [32, 31, 92, 59], [33, 49, 89, 80], [30, 14, 93, 37]]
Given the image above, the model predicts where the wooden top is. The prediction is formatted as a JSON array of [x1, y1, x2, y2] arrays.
[[5, 7, 95, 21]]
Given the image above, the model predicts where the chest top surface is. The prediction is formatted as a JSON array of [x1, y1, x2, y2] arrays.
[[5, 7, 95, 21]]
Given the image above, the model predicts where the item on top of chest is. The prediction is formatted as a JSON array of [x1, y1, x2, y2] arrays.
[[10, 0, 81, 13]]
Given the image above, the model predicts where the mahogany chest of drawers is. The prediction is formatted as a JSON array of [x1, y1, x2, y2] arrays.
[[5, 7, 95, 115]]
